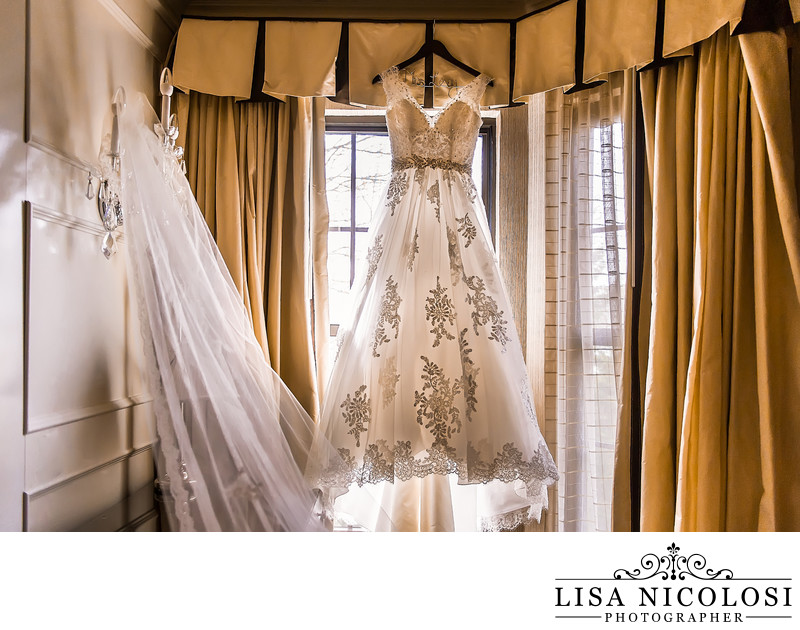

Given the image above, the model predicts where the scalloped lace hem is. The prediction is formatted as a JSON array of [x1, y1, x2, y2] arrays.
[[310, 440, 557, 531], [481, 504, 546, 532], [313, 440, 557, 488]]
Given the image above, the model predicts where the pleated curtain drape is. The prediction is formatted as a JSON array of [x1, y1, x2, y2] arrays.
[[544, 73, 632, 531], [612, 25, 800, 531], [175, 92, 329, 421], [310, 99, 332, 407]]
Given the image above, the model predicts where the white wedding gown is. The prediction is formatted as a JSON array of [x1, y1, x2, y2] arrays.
[[308, 68, 558, 531]]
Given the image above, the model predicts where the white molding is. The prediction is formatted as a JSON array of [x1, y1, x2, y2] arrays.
[[29, 199, 127, 241], [30, 202, 109, 238], [0, 0, 27, 532], [95, 0, 164, 61], [24, 444, 153, 500], [122, 509, 159, 532], [28, 135, 95, 176], [143, 0, 182, 30], [26, 394, 151, 434], [74, 484, 158, 531]]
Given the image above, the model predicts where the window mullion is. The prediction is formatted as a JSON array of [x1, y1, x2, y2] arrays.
[[350, 132, 357, 288]]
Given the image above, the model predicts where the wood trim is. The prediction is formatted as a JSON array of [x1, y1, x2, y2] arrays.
[[122, 509, 159, 532], [22, 200, 32, 440], [24, 444, 153, 500], [26, 394, 151, 435], [182, 15, 516, 23], [75, 484, 159, 531], [526, 93, 546, 427], [181, 0, 568, 22], [508, 20, 516, 107], [497, 103, 529, 353], [25, 142, 122, 228], [23, 0, 31, 144], [29, 202, 113, 239], [95, 0, 165, 60], [143, 0, 182, 30], [515, 0, 572, 22], [21, 490, 29, 533], [27, 136, 97, 177]]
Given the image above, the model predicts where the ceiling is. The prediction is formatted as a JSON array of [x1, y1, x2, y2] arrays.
[[180, 0, 559, 20]]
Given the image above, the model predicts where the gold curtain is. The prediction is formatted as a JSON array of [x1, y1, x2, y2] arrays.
[[616, 26, 800, 531], [612, 69, 645, 533], [175, 92, 323, 420], [737, 27, 800, 531], [310, 98, 331, 405]]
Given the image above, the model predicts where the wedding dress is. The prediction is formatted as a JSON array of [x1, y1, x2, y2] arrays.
[[117, 93, 338, 531], [308, 68, 558, 531]]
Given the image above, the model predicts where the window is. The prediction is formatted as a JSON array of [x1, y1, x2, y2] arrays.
[[544, 83, 628, 532], [324, 116, 495, 372]]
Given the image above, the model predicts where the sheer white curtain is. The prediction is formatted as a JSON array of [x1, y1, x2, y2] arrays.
[[544, 73, 630, 532]]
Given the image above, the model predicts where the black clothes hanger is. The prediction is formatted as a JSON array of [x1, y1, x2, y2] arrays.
[[372, 21, 493, 108]]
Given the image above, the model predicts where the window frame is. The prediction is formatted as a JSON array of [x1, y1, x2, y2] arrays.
[[323, 115, 497, 340], [325, 115, 497, 249]]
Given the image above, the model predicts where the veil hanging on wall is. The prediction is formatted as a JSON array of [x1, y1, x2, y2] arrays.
[[115, 92, 337, 531]]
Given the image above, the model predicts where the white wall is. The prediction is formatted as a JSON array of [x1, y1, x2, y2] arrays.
[[0, 0, 183, 531], [0, 0, 28, 533]]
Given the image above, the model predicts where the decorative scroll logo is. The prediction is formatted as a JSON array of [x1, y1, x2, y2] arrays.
[[613, 543, 734, 582], [554, 541, 793, 624]]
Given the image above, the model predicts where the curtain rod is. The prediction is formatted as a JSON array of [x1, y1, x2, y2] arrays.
[[180, 0, 572, 25]]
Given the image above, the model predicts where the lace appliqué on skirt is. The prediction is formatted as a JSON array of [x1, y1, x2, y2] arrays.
[[371, 275, 402, 357], [425, 277, 456, 347]]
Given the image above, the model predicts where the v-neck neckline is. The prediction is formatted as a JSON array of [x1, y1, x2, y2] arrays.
[[388, 68, 487, 128]]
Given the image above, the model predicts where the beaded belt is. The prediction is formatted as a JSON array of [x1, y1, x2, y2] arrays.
[[391, 155, 471, 174]]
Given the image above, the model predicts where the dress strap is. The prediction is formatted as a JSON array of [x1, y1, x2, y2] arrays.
[[380, 66, 407, 109], [452, 74, 492, 114]]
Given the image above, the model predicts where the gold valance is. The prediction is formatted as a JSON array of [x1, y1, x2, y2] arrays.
[[584, 1, 658, 80], [348, 22, 426, 106], [170, 1, 789, 103], [172, 19, 258, 98], [663, 0, 745, 56], [514, 0, 578, 100], [263, 21, 341, 97]]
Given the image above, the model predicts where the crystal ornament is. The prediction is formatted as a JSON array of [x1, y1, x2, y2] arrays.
[[101, 231, 117, 259], [85, 172, 95, 199]]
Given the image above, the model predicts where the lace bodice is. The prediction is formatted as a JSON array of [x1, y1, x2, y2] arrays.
[[381, 67, 491, 169]]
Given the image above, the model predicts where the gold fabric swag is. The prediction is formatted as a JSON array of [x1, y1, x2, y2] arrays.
[[169, 1, 793, 105]]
